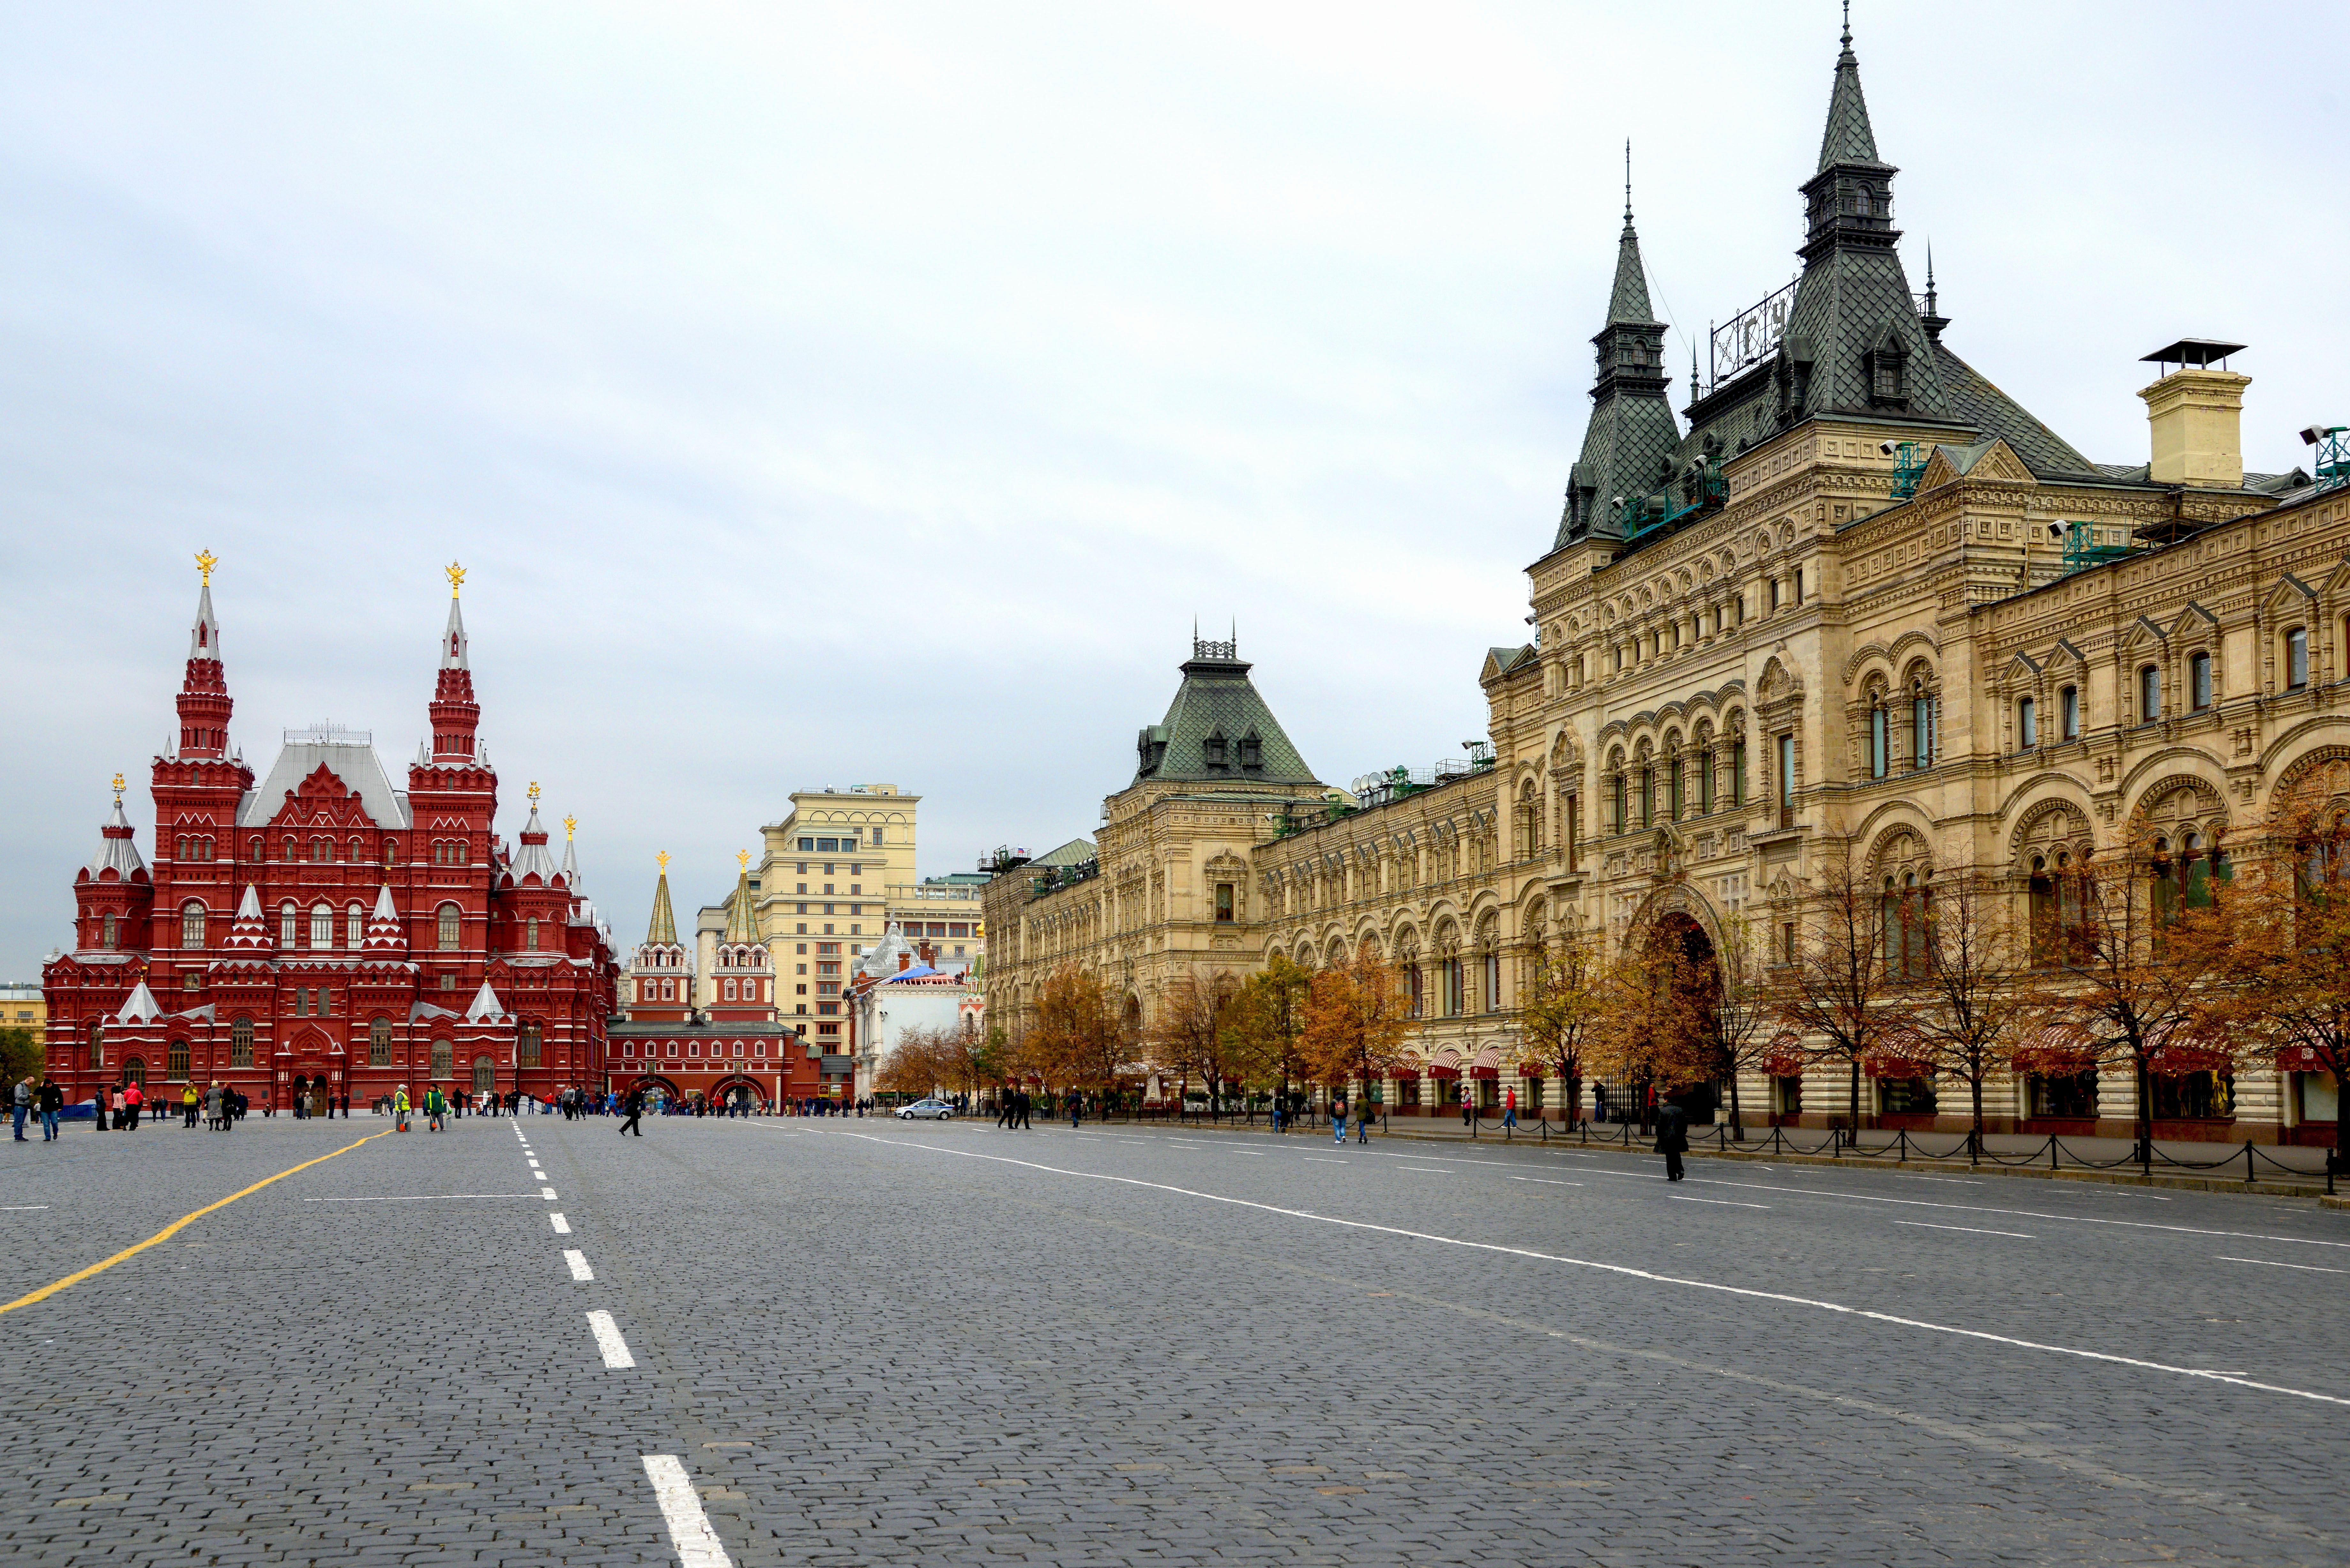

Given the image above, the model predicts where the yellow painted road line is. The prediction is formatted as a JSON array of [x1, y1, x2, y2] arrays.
[[0, 1129, 393, 1316]]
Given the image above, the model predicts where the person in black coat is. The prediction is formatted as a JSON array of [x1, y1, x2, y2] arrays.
[[1655, 1101, 1689, 1182]]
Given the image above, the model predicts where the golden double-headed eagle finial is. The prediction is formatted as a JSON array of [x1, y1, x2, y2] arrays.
[[657, 851, 671, 875], [738, 849, 751, 872], [528, 781, 541, 804], [563, 813, 577, 840], [111, 772, 125, 801], [194, 550, 217, 587], [446, 561, 466, 598]]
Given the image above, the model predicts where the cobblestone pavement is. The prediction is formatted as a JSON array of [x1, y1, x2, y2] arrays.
[[4, 1111, 2346, 1566]]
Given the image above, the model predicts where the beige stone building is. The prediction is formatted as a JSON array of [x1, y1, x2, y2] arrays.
[[690, 784, 986, 1060], [982, 24, 2349, 1146]]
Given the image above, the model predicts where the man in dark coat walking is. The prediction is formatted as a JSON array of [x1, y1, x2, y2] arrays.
[[1655, 1101, 1688, 1182], [618, 1087, 644, 1138]]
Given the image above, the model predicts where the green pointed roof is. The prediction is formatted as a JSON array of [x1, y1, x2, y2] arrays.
[[646, 867, 677, 946], [723, 869, 760, 944], [1606, 209, 1654, 327], [1133, 637, 1319, 786], [1817, 21, 1882, 170]]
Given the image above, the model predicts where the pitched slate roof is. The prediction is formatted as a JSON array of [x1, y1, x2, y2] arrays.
[[1930, 344, 2099, 478], [1028, 839, 1096, 868], [1133, 644, 1318, 786]]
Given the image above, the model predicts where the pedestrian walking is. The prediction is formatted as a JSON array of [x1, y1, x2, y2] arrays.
[[618, 1087, 644, 1137], [205, 1082, 224, 1132], [425, 1086, 447, 1133], [1331, 1096, 1348, 1146], [1014, 1089, 1032, 1131], [1503, 1087, 1518, 1131], [182, 1083, 200, 1128], [1655, 1100, 1688, 1182], [1355, 1101, 1370, 1144], [39, 1077, 64, 1141], [1069, 1093, 1082, 1130], [392, 1086, 410, 1132], [10, 1076, 28, 1141]]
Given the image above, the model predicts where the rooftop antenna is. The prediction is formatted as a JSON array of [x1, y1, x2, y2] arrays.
[[1842, 0, 1852, 50], [1623, 138, 1633, 227]]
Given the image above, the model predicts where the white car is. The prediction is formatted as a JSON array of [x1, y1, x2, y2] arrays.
[[896, 1099, 956, 1120]]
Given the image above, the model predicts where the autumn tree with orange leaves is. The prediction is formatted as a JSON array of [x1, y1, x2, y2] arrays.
[[1299, 949, 1413, 1110]]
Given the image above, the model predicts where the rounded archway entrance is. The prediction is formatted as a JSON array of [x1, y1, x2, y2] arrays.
[[1597, 911, 1725, 1129]]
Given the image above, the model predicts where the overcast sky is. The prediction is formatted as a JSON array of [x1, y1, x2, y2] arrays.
[[4, 2, 2344, 976]]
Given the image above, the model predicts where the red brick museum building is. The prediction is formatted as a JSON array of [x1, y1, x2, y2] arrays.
[[40, 563, 619, 1110]]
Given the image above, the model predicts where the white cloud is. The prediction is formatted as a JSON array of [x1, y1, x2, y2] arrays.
[[3, 1, 2343, 970]]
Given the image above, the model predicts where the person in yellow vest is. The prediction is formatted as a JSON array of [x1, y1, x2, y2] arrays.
[[393, 1086, 412, 1132], [182, 1083, 200, 1128], [424, 1086, 446, 1133]]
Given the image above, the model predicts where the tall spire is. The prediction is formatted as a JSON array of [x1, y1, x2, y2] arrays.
[[177, 551, 233, 760], [723, 850, 760, 945], [427, 562, 481, 764], [1556, 172, 1680, 546], [1778, 6, 1946, 422], [560, 813, 580, 888], [1606, 141, 1654, 326], [1816, 4, 1881, 173], [646, 852, 678, 946]]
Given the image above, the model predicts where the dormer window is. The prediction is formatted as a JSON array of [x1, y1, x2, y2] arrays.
[[1867, 335, 1907, 405], [1203, 730, 1228, 770], [1239, 729, 1262, 770]]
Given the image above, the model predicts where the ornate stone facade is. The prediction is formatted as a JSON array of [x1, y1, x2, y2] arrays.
[[982, 25, 2349, 1144]]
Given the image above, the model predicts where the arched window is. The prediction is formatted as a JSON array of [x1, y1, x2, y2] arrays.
[[2017, 696, 2037, 750], [282, 835, 296, 861], [278, 902, 297, 947], [1611, 772, 1628, 834], [1910, 680, 1936, 768], [1868, 686, 1890, 778], [430, 1039, 453, 1079], [1639, 765, 1654, 829], [2286, 626, 2310, 690], [2139, 664, 2162, 722], [436, 903, 461, 951], [1667, 754, 1684, 821], [1697, 745, 1715, 815], [346, 904, 365, 946], [2060, 685, 2081, 741], [166, 1039, 190, 1082], [369, 1016, 392, 1067], [2190, 651, 2213, 711], [101, 912, 117, 950], [518, 1021, 542, 1069], [180, 901, 207, 949], [248, 836, 262, 862], [89, 1020, 105, 1066], [311, 837, 330, 863], [525, 917, 539, 952], [310, 903, 333, 949], [230, 1014, 253, 1068], [1881, 870, 1931, 979]]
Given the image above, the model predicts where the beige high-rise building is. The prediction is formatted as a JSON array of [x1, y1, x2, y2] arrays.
[[693, 785, 985, 1064], [982, 23, 2350, 1147]]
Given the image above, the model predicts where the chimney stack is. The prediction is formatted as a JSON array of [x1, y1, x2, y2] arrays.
[[2138, 339, 2248, 489]]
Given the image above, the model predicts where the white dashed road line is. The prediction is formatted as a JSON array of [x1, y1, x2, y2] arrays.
[[564, 1249, 595, 1281], [1669, 1195, 1768, 1208], [1509, 1176, 1584, 1187], [1894, 1220, 2035, 1239], [1302, 1157, 1350, 1165], [541, 1187, 559, 1200], [1396, 1167, 1454, 1174], [837, 1131, 2350, 1410], [550, 1213, 571, 1234], [2216, 1255, 2347, 1275], [587, 1309, 635, 1368], [641, 1454, 733, 1567], [3, 1205, 52, 1211]]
